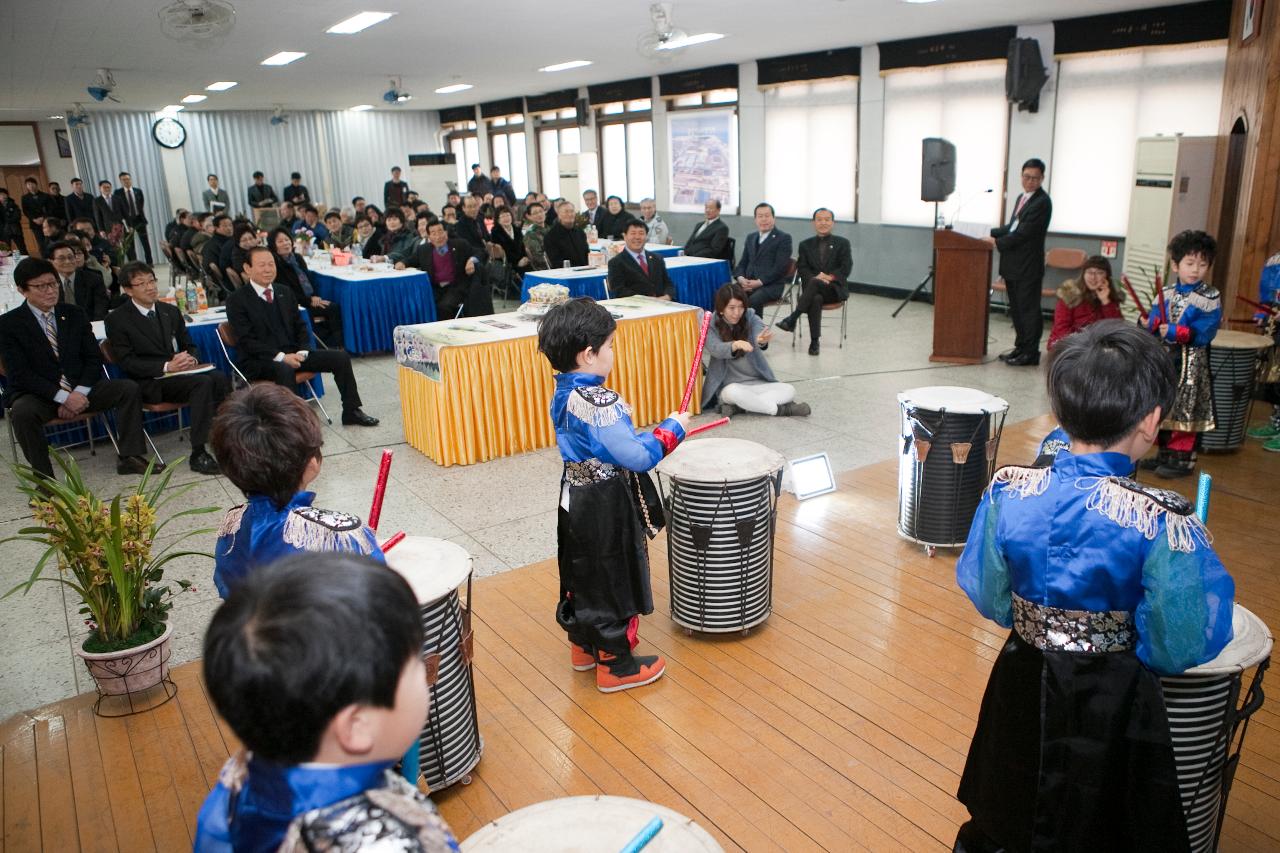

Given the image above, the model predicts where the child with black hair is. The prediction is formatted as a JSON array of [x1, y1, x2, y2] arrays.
[[195, 552, 459, 852], [954, 319, 1234, 853], [1141, 229, 1222, 478], [211, 384, 382, 598], [538, 297, 690, 692]]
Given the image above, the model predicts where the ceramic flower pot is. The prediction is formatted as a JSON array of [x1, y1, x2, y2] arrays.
[[74, 623, 174, 696]]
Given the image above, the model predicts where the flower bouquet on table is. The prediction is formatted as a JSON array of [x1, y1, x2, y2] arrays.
[[2, 453, 219, 709], [106, 222, 135, 270], [293, 227, 316, 256]]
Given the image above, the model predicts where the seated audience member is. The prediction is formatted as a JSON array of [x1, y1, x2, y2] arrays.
[[488, 207, 527, 271], [598, 195, 636, 241], [202, 214, 234, 277], [208, 385, 383, 597], [277, 201, 299, 232], [47, 240, 110, 320], [389, 214, 430, 266], [1047, 255, 1124, 351], [42, 217, 66, 245], [702, 282, 810, 418], [339, 205, 356, 226], [292, 204, 330, 244], [104, 262, 228, 475], [194, 552, 459, 851], [776, 207, 852, 355], [188, 213, 215, 254], [370, 210, 414, 263], [72, 217, 113, 266], [164, 208, 189, 245], [735, 202, 793, 314], [269, 228, 343, 349], [227, 247, 377, 426], [608, 221, 675, 300], [685, 199, 730, 259], [0, 258, 157, 477], [522, 202, 549, 270], [323, 210, 352, 248], [352, 216, 379, 256], [453, 195, 490, 259], [227, 223, 260, 283], [351, 196, 366, 217], [175, 212, 200, 252], [446, 190, 462, 210], [364, 205, 387, 243], [71, 239, 117, 300], [545, 201, 589, 269], [400, 218, 491, 319], [440, 204, 459, 237], [282, 171, 310, 206], [639, 198, 669, 245]]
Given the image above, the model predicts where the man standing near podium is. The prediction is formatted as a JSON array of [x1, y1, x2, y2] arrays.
[[985, 158, 1051, 367]]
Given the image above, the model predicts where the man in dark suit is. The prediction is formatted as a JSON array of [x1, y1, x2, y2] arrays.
[[735, 202, 794, 314], [466, 164, 493, 198], [105, 262, 228, 474], [226, 247, 378, 426], [607, 220, 676, 300], [46, 240, 110, 320], [112, 172, 153, 263], [247, 172, 278, 218], [64, 178, 95, 223], [987, 158, 1053, 366], [384, 167, 409, 211], [0, 258, 155, 478], [93, 180, 121, 237], [544, 201, 589, 269], [202, 215, 233, 277], [453, 195, 489, 258], [580, 190, 601, 231], [776, 208, 852, 356], [282, 172, 310, 206], [684, 199, 730, 259], [0, 187, 25, 254], [401, 219, 491, 319], [20, 177, 55, 256]]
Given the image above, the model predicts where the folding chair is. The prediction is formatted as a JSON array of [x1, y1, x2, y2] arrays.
[[0, 357, 120, 463], [99, 340, 174, 464], [216, 321, 332, 424], [763, 259, 799, 330]]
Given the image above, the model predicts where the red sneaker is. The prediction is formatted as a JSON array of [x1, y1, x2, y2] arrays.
[[595, 651, 666, 693], [570, 642, 596, 671]]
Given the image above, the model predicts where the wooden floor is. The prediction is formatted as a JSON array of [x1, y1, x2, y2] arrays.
[[3, 414, 1279, 852]]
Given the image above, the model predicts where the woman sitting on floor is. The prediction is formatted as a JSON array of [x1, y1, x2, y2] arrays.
[[701, 282, 810, 418]]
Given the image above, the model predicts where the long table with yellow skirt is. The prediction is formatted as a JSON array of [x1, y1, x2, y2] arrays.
[[394, 296, 704, 466]]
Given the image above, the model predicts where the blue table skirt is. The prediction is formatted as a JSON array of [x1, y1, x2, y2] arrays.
[[521, 259, 730, 311], [310, 269, 437, 355]]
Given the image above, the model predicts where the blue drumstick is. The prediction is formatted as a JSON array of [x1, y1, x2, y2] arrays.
[[1195, 472, 1212, 523], [619, 816, 663, 853]]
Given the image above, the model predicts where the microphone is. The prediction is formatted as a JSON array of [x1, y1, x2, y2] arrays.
[[948, 188, 993, 229]]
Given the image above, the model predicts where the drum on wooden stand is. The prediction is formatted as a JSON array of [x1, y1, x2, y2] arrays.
[[1202, 330, 1273, 452], [656, 438, 785, 634], [897, 387, 1008, 555], [461, 795, 723, 852], [384, 536, 483, 791], [1161, 604, 1272, 853]]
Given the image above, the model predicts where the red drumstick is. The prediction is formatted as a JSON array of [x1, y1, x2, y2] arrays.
[[679, 312, 712, 414], [1120, 275, 1149, 317], [686, 417, 729, 437], [368, 449, 393, 531], [1238, 295, 1271, 312], [380, 531, 406, 552], [1156, 281, 1168, 326]]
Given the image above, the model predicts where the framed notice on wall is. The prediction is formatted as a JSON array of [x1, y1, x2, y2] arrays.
[[1243, 0, 1263, 43], [666, 109, 739, 215], [54, 129, 72, 158]]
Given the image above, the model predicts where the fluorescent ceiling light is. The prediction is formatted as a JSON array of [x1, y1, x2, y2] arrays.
[[206, 81, 238, 91], [434, 83, 473, 94], [181, 94, 207, 104], [349, 104, 374, 112], [49, 114, 64, 119], [159, 104, 184, 116], [327, 11, 395, 33], [261, 51, 307, 66], [656, 32, 725, 50], [901, 0, 940, 3], [539, 60, 592, 73]]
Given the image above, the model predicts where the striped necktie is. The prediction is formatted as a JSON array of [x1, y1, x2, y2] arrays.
[[41, 312, 73, 391]]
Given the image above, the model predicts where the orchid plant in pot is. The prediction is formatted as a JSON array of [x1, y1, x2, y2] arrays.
[[2, 452, 219, 708]]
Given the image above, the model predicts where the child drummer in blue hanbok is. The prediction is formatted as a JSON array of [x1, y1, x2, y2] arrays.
[[1142, 230, 1222, 478], [538, 298, 690, 693], [211, 384, 382, 598], [954, 320, 1235, 853]]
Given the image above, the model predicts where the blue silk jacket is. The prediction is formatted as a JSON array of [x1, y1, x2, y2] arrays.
[[552, 372, 685, 470]]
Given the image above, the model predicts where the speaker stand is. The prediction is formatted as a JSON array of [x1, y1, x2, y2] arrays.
[[892, 202, 939, 318]]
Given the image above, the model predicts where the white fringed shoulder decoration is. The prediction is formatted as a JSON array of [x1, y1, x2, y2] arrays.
[[283, 506, 376, 555], [217, 505, 247, 554], [1185, 289, 1220, 314], [988, 465, 1052, 499], [1079, 476, 1211, 553], [567, 385, 632, 428]]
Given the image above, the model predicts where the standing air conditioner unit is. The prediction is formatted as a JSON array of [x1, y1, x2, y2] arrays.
[[1121, 135, 1218, 310], [408, 153, 458, 204]]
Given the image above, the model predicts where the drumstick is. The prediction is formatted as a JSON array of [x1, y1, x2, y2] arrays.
[[686, 416, 729, 437], [381, 531, 407, 552], [368, 449, 393, 531], [1196, 472, 1212, 524], [618, 817, 664, 853], [679, 312, 712, 414], [1155, 279, 1167, 325], [1238, 295, 1271, 312], [1120, 275, 1149, 317]]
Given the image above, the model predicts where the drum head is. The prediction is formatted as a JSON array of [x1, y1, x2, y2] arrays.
[[1211, 330, 1273, 350], [898, 386, 1009, 415], [461, 795, 723, 852], [657, 437, 785, 483], [384, 536, 472, 605], [1181, 605, 1273, 675]]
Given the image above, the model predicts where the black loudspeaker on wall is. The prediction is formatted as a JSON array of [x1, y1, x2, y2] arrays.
[[1006, 38, 1049, 113], [921, 138, 956, 203], [575, 98, 590, 127]]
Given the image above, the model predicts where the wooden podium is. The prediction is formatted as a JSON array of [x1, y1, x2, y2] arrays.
[[930, 229, 993, 364]]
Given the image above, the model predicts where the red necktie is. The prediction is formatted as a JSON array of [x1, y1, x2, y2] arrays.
[[637, 253, 648, 274], [263, 287, 274, 303], [1014, 194, 1028, 217]]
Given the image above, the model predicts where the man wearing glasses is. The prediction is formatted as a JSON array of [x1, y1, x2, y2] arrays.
[[46, 240, 110, 320], [0, 258, 157, 478]]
